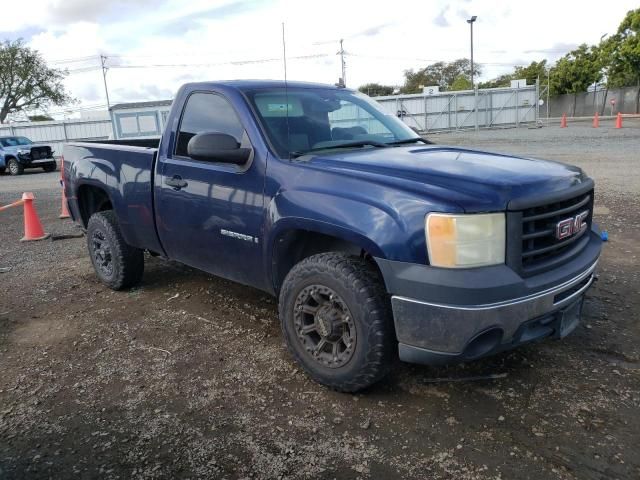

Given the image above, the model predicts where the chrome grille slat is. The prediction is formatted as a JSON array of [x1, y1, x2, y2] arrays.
[[522, 226, 588, 258], [517, 190, 594, 276], [522, 228, 554, 240], [522, 194, 591, 222]]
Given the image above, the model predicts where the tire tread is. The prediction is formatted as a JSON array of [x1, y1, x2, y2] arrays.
[[87, 210, 144, 290], [279, 252, 395, 392]]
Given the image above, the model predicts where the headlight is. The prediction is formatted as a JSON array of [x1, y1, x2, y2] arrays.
[[425, 213, 505, 268]]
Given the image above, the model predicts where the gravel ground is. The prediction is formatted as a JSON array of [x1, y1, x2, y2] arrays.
[[1, 125, 639, 479]]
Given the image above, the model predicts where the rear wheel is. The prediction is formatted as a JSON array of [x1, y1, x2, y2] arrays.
[[279, 252, 395, 392], [86, 210, 144, 290], [7, 159, 23, 176], [42, 162, 57, 172]]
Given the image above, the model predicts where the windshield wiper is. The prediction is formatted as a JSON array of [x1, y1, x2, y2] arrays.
[[291, 140, 390, 158], [386, 137, 433, 145]]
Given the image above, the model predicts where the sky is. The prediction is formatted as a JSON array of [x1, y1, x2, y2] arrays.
[[0, 0, 637, 117]]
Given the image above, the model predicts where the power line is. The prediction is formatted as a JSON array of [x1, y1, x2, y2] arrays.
[[65, 66, 102, 74], [348, 52, 533, 67], [107, 53, 330, 69], [32, 103, 110, 116], [48, 55, 100, 64]]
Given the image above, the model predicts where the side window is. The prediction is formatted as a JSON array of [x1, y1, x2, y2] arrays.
[[175, 92, 246, 158]]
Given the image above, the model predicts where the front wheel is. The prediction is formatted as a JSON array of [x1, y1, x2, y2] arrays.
[[42, 162, 57, 172], [7, 159, 23, 176], [86, 210, 144, 290], [279, 252, 395, 392]]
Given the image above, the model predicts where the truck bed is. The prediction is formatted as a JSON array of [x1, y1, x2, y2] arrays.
[[85, 138, 161, 148], [63, 141, 163, 254]]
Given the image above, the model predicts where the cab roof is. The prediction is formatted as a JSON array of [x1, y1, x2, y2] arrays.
[[182, 79, 351, 92]]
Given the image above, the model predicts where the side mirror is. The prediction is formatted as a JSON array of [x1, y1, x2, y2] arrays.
[[187, 132, 251, 165]]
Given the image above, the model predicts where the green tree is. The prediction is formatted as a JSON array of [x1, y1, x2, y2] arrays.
[[478, 74, 513, 89], [0, 39, 74, 123], [358, 83, 395, 97], [604, 8, 640, 88], [450, 75, 472, 91], [401, 58, 481, 93], [549, 44, 602, 95], [479, 60, 549, 89], [28, 114, 54, 121], [514, 60, 549, 86]]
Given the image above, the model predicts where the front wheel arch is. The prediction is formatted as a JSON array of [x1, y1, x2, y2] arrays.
[[270, 227, 385, 295]]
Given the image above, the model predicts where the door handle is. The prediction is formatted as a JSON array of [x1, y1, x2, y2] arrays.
[[165, 175, 188, 190]]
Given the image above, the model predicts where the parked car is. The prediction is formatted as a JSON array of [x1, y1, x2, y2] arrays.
[[63, 80, 602, 392], [0, 136, 57, 175]]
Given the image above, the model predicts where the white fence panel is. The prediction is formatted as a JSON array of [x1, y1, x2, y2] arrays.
[[0, 119, 113, 156], [373, 85, 539, 132]]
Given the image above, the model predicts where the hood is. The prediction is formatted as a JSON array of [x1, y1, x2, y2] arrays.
[[301, 145, 588, 211], [2, 145, 31, 152]]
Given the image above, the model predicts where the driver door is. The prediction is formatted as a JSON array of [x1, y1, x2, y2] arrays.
[[155, 91, 266, 289]]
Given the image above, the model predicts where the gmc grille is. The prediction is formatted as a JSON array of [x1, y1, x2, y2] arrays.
[[508, 190, 594, 277]]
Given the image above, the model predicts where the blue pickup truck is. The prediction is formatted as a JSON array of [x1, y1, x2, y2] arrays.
[[0, 136, 57, 175], [63, 80, 602, 391]]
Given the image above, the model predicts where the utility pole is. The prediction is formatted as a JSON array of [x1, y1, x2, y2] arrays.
[[547, 68, 551, 122], [100, 55, 111, 110], [338, 39, 346, 86], [594, 33, 608, 114], [467, 16, 477, 87]]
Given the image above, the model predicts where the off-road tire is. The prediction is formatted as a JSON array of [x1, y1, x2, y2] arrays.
[[87, 210, 144, 290], [7, 159, 23, 176], [42, 162, 57, 172], [279, 252, 395, 392]]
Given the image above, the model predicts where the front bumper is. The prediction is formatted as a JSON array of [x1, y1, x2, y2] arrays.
[[375, 228, 602, 365], [17, 150, 55, 166], [19, 158, 56, 166]]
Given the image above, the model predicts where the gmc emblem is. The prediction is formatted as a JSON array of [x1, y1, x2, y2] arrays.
[[556, 211, 589, 240]]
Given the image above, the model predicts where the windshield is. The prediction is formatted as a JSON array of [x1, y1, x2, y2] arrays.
[[0, 136, 32, 147], [245, 87, 420, 158]]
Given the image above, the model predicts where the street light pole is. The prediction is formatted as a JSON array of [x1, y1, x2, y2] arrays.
[[467, 16, 477, 87]]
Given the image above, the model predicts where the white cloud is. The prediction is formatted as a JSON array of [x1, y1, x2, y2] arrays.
[[0, 0, 636, 116]]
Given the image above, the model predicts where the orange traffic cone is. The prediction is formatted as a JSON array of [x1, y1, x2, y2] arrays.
[[59, 190, 71, 219], [592, 112, 599, 128], [21, 192, 50, 242], [615, 112, 623, 129], [560, 113, 567, 128]]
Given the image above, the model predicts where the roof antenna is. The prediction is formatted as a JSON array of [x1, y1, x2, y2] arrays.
[[282, 22, 292, 160]]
